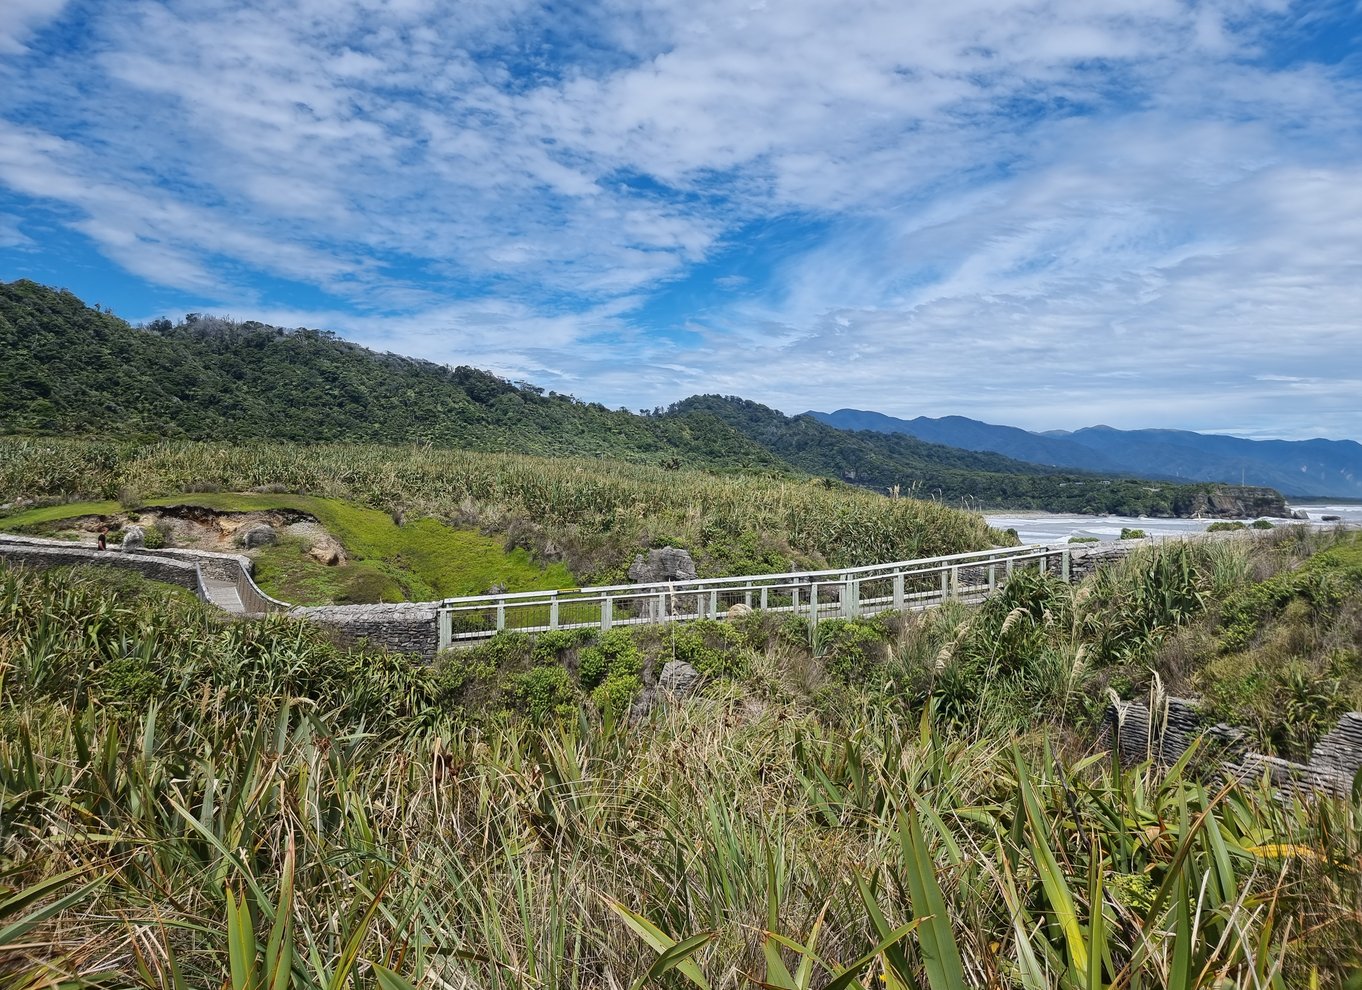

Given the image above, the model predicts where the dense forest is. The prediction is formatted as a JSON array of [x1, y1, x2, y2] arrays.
[[1, 279, 1287, 515]]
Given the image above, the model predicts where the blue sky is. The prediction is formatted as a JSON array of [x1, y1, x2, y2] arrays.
[[2, 0, 1360, 440]]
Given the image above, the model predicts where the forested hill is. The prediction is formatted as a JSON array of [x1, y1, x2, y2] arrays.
[[0, 279, 1290, 515], [0, 279, 783, 470], [667, 395, 1293, 517]]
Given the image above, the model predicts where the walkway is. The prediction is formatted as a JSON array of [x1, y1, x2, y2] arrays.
[[436, 543, 1092, 650], [200, 575, 247, 614]]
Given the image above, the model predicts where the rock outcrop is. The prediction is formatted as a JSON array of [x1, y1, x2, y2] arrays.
[[659, 660, 701, 696], [1104, 695, 1362, 798], [627, 547, 697, 584], [237, 523, 278, 548], [1180, 486, 1292, 519]]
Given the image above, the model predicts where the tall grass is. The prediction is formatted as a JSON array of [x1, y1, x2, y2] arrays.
[[3, 560, 1362, 987], [0, 437, 1002, 579]]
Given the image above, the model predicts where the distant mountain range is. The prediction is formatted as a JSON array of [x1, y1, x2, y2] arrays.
[[807, 409, 1362, 499]]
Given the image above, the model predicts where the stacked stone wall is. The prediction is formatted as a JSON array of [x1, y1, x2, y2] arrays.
[[1104, 696, 1362, 798], [290, 603, 440, 659], [0, 534, 205, 592]]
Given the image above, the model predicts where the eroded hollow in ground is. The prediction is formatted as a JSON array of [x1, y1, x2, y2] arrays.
[[47, 505, 347, 566]]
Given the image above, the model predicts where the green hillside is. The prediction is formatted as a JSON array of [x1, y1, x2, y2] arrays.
[[0, 279, 1289, 515], [0, 279, 782, 471]]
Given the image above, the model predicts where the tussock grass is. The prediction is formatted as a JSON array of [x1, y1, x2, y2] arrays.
[[3, 560, 1362, 987], [0, 437, 1006, 583]]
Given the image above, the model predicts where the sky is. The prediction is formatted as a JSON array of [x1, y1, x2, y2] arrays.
[[1, 0, 1360, 440]]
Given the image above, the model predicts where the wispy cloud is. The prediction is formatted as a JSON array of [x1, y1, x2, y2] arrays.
[[0, 0, 67, 55], [1, 0, 1360, 438]]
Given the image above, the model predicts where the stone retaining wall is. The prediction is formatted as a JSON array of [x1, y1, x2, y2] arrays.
[[290, 603, 440, 659], [1066, 542, 1138, 581], [1104, 695, 1362, 798], [0, 534, 207, 592], [0, 533, 256, 583]]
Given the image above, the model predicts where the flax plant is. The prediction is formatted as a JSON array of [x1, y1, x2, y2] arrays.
[[4, 547, 1362, 988]]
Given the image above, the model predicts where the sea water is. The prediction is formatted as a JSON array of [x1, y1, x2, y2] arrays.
[[983, 503, 1362, 545]]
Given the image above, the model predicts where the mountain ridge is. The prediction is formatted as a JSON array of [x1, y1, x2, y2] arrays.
[[808, 408, 1362, 499]]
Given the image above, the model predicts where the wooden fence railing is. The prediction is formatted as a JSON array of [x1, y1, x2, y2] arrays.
[[437, 543, 1071, 650]]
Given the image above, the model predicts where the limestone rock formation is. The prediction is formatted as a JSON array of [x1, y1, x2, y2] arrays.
[[237, 523, 278, 548], [659, 659, 701, 696], [121, 525, 145, 550], [307, 539, 345, 566], [1182, 486, 1291, 519], [628, 547, 697, 584]]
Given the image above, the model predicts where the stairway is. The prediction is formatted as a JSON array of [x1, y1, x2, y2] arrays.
[[201, 576, 246, 615]]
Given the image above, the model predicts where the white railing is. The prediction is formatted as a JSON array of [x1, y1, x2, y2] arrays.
[[437, 543, 1072, 650]]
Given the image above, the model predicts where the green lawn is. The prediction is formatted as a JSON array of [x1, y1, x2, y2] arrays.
[[0, 493, 576, 605]]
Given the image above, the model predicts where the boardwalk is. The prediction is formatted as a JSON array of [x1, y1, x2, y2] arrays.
[[437, 543, 1076, 650]]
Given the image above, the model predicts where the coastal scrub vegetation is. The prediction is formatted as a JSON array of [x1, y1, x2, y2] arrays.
[[0, 437, 1006, 584], [3, 527, 1362, 986]]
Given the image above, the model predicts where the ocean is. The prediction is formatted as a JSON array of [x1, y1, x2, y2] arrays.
[[983, 503, 1362, 545]]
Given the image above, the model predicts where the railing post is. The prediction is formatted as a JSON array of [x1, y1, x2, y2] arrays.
[[709, 590, 718, 617], [989, 563, 997, 592], [760, 586, 768, 610], [438, 609, 451, 652], [950, 566, 959, 599], [549, 594, 559, 630], [657, 590, 667, 622], [893, 573, 904, 611], [791, 586, 800, 614], [496, 600, 506, 632], [601, 595, 613, 632], [939, 569, 948, 600], [1061, 549, 1071, 583], [809, 583, 819, 628]]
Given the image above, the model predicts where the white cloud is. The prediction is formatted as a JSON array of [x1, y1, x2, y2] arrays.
[[0, 0, 67, 54], [1, 0, 1361, 439], [0, 213, 31, 249]]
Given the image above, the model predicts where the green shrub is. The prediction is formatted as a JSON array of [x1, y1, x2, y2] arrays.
[[1251, 519, 1276, 530], [505, 665, 577, 721], [95, 655, 160, 711], [590, 675, 639, 719], [1120, 528, 1146, 540], [1206, 521, 1246, 532], [576, 628, 642, 689], [812, 618, 890, 683], [459, 631, 533, 670], [666, 620, 748, 679], [1068, 535, 1099, 543], [530, 628, 595, 665]]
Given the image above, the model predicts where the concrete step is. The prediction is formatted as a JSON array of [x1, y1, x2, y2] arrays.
[[202, 578, 246, 614]]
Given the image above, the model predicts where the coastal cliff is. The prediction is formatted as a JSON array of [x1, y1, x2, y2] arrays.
[[1176, 485, 1294, 519]]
